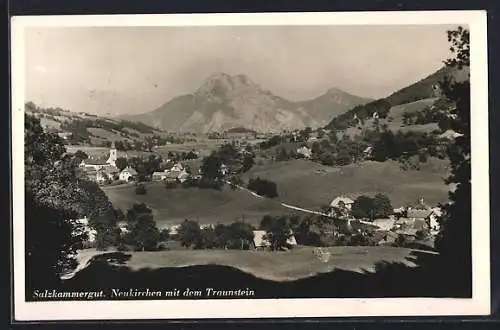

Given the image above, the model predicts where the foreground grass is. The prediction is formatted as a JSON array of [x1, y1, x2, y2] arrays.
[[75, 246, 421, 282]]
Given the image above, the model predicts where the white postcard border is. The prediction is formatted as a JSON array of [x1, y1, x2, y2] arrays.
[[11, 10, 490, 321]]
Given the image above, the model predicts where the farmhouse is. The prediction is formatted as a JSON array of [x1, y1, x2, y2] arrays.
[[119, 167, 137, 182], [372, 218, 396, 231], [296, 146, 312, 159], [329, 195, 355, 211], [152, 171, 168, 181], [224, 127, 256, 140], [251, 230, 297, 250], [74, 216, 97, 243]]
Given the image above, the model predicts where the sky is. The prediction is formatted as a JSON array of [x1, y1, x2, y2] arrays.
[[24, 24, 457, 116]]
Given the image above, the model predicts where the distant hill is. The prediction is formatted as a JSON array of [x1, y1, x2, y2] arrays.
[[123, 73, 371, 133], [25, 102, 166, 146], [297, 87, 372, 127], [325, 66, 469, 132]]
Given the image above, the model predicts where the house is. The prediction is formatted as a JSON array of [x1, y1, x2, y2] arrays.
[[74, 216, 97, 243], [152, 171, 168, 181], [220, 164, 229, 176], [177, 170, 190, 183], [251, 230, 297, 250], [169, 224, 182, 236], [296, 146, 312, 159], [372, 217, 396, 231], [329, 196, 355, 211], [163, 171, 180, 183], [170, 162, 184, 172], [428, 207, 443, 233], [81, 159, 109, 171], [57, 132, 72, 140], [363, 146, 373, 158], [119, 167, 138, 182]]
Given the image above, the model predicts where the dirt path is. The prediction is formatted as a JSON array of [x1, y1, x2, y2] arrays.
[[226, 181, 378, 227]]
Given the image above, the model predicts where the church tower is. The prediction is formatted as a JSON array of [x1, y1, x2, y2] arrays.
[[107, 141, 117, 166]]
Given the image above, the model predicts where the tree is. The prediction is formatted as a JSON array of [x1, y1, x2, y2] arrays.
[[435, 26, 472, 288], [200, 153, 224, 183], [25, 114, 115, 289], [227, 221, 254, 250], [247, 177, 278, 198], [351, 195, 376, 220], [73, 150, 88, 161], [124, 204, 160, 251], [130, 213, 160, 251], [261, 216, 293, 251], [115, 157, 128, 171], [177, 219, 202, 248], [372, 193, 393, 218], [241, 153, 255, 172]]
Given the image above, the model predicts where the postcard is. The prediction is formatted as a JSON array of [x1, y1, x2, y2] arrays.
[[11, 10, 490, 321]]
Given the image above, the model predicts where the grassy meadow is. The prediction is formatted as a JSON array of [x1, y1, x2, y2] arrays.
[[241, 158, 450, 210], [74, 246, 421, 282]]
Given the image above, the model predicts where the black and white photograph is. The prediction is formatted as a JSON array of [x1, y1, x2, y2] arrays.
[[11, 11, 490, 320]]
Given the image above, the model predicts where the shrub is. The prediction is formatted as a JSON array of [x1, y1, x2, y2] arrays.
[[247, 177, 278, 198]]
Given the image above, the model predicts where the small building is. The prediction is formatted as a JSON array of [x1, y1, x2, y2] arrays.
[[163, 171, 180, 183], [57, 132, 72, 140], [119, 167, 138, 182], [372, 218, 396, 231], [74, 216, 97, 244], [251, 230, 297, 250], [329, 196, 355, 211], [152, 171, 168, 181], [220, 164, 229, 176], [296, 146, 312, 159]]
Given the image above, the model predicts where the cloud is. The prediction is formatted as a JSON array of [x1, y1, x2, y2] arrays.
[[34, 65, 47, 74]]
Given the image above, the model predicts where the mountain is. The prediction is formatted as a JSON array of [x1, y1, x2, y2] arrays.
[[297, 87, 372, 126], [325, 66, 469, 131], [124, 73, 371, 133]]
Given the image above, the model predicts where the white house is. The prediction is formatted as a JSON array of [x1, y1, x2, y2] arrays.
[[330, 196, 355, 211], [152, 171, 168, 181], [428, 207, 443, 234], [252, 230, 297, 250], [220, 164, 229, 176], [296, 146, 312, 159], [119, 166, 138, 182], [74, 216, 97, 243], [170, 162, 184, 172]]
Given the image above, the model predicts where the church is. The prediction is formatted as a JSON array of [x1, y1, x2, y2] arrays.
[[79, 142, 120, 183]]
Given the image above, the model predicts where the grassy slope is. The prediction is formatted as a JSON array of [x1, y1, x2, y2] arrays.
[[242, 159, 449, 210], [103, 182, 292, 227], [77, 246, 420, 282], [103, 158, 449, 227], [342, 97, 439, 139]]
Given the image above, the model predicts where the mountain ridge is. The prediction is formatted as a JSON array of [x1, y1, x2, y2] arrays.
[[123, 73, 372, 133]]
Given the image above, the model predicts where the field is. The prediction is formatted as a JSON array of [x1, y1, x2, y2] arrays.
[[103, 158, 449, 228], [242, 158, 450, 210], [103, 182, 292, 228], [73, 246, 422, 282], [343, 97, 439, 139]]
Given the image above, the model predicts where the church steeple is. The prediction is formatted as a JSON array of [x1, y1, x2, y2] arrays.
[[107, 140, 117, 166]]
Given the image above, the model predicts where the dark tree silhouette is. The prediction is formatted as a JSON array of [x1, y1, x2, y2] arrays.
[[25, 114, 116, 289], [115, 157, 128, 171], [435, 26, 472, 288]]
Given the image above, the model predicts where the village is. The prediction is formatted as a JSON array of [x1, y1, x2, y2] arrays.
[[75, 131, 443, 254]]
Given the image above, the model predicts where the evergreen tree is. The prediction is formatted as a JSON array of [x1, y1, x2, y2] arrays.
[[434, 26, 472, 293]]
